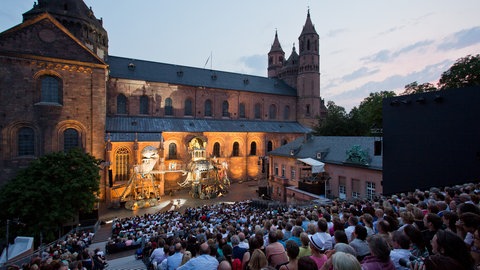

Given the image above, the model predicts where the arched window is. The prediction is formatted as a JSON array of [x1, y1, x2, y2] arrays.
[[204, 99, 212, 117], [115, 147, 130, 182], [250, 142, 257, 156], [267, 141, 273, 152], [222, 101, 229, 117], [232, 142, 240, 157], [41, 75, 61, 104], [269, 104, 277, 119], [140, 95, 149, 115], [168, 143, 177, 159], [117, 94, 127, 114], [184, 98, 193, 116], [269, 56, 273, 65], [282, 139, 288, 145], [64, 128, 79, 152], [213, 142, 220, 157], [307, 39, 310, 50], [165, 98, 173, 116], [239, 103, 246, 118], [254, 103, 261, 119], [284, 105, 290, 120], [18, 127, 34, 156]]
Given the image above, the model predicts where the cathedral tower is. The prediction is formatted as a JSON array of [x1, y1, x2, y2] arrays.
[[296, 9, 322, 127], [267, 30, 285, 78], [22, 0, 109, 60]]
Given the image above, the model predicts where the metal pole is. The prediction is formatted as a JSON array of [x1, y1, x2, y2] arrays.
[[5, 219, 9, 263]]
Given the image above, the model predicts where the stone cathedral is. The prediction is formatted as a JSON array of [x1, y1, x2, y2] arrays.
[[0, 0, 325, 205]]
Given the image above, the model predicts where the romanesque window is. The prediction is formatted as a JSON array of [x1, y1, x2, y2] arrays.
[[140, 95, 149, 115], [213, 142, 220, 157], [366, 181, 376, 200], [64, 128, 79, 152], [222, 101, 229, 117], [41, 75, 62, 104], [269, 104, 277, 120], [232, 142, 239, 157], [239, 103, 246, 118], [18, 127, 34, 156], [250, 142, 257, 156], [117, 94, 127, 114], [115, 147, 130, 182], [204, 99, 212, 117], [269, 56, 273, 65], [267, 141, 273, 152], [168, 143, 177, 159], [165, 98, 173, 116], [254, 103, 261, 119], [282, 139, 288, 145], [306, 104, 311, 116], [284, 105, 290, 120], [184, 98, 193, 116]]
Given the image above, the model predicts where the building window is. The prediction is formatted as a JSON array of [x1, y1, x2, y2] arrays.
[[291, 167, 296, 181], [165, 98, 173, 116], [366, 182, 376, 200], [140, 95, 149, 115], [250, 142, 257, 155], [239, 103, 246, 118], [352, 179, 361, 199], [64, 128, 79, 152], [204, 99, 212, 117], [282, 139, 288, 145], [115, 147, 130, 182], [222, 101, 229, 117], [117, 94, 127, 114], [339, 176, 346, 199], [274, 164, 279, 176], [267, 141, 273, 152], [269, 104, 277, 120], [232, 142, 239, 157], [184, 98, 193, 116], [306, 104, 310, 115], [168, 143, 177, 159], [41, 75, 61, 104], [284, 105, 290, 120], [18, 127, 34, 156], [281, 165, 285, 177], [254, 103, 261, 119], [213, 142, 221, 157]]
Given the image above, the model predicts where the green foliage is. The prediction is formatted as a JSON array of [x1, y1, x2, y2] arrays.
[[355, 91, 396, 132], [401, 81, 437, 95], [0, 149, 101, 242], [313, 101, 351, 136], [438, 54, 480, 90]]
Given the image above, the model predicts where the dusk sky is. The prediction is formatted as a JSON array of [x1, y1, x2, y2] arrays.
[[1, 0, 479, 111]]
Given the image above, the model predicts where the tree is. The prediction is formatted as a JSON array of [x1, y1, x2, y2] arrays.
[[313, 101, 351, 136], [0, 149, 101, 244], [355, 91, 396, 134], [401, 81, 437, 95], [438, 54, 480, 90]]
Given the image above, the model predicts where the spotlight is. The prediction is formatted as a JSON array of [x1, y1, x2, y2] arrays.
[[401, 99, 411, 105], [416, 97, 426, 104], [390, 100, 399, 106], [434, 95, 443, 103]]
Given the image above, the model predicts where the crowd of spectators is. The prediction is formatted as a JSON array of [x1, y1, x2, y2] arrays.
[[101, 182, 480, 270], [10, 230, 108, 270]]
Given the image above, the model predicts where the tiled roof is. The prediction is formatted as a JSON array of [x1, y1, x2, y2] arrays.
[[269, 135, 382, 170], [105, 116, 311, 142], [107, 56, 297, 96]]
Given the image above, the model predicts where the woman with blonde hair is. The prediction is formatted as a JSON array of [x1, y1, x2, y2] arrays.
[[180, 251, 192, 266], [247, 249, 268, 270]]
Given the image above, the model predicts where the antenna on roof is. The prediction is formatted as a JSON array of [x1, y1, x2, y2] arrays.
[[204, 51, 213, 70]]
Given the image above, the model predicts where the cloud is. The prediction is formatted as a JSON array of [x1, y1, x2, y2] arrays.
[[362, 49, 392, 63], [438, 26, 480, 51], [324, 59, 454, 111], [392, 40, 434, 57], [325, 28, 348, 38], [341, 67, 379, 82], [237, 54, 265, 75]]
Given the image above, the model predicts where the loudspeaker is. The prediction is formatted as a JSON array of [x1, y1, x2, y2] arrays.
[[374, 141, 382, 156], [108, 170, 113, 187]]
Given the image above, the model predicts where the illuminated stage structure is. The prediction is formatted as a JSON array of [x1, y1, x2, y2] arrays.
[[118, 137, 229, 209], [178, 137, 230, 199]]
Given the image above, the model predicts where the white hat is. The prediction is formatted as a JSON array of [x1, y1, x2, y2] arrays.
[[308, 234, 326, 251]]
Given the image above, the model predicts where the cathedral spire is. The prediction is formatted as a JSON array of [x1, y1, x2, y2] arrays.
[[269, 30, 284, 53], [300, 9, 317, 36], [268, 29, 285, 78]]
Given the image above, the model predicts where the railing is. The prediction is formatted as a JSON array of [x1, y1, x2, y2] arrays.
[[1, 220, 101, 270]]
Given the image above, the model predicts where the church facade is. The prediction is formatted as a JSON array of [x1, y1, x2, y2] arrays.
[[0, 0, 325, 204]]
